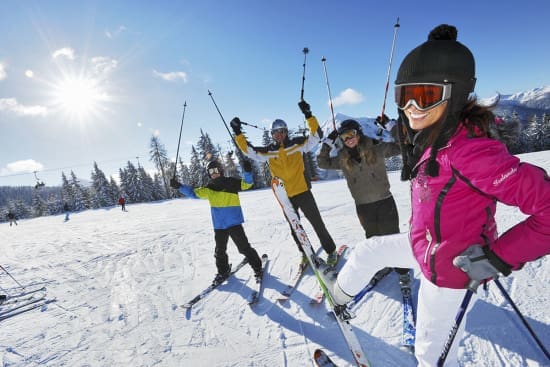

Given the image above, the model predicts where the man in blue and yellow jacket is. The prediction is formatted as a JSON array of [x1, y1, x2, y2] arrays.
[[230, 100, 337, 266], [170, 160, 263, 286]]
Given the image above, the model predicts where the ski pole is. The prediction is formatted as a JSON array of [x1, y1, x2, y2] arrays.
[[208, 90, 238, 146], [173, 101, 187, 179], [493, 279, 550, 360], [321, 56, 337, 131], [379, 17, 400, 124], [300, 47, 309, 100], [208, 90, 250, 166], [0, 264, 25, 288], [437, 281, 477, 367]]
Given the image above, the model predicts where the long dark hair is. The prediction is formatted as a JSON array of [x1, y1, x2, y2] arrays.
[[398, 97, 499, 181]]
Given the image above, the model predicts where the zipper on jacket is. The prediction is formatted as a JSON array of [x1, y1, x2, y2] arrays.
[[423, 228, 433, 264], [429, 173, 456, 284]]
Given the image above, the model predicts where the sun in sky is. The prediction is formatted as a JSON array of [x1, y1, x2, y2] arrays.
[[51, 75, 108, 122]]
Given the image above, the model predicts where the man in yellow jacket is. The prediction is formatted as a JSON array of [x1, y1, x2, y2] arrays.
[[230, 100, 337, 265]]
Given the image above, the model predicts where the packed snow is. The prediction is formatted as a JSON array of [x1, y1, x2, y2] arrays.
[[0, 151, 548, 367]]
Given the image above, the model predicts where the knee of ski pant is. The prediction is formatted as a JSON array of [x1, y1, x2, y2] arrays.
[[333, 282, 353, 305]]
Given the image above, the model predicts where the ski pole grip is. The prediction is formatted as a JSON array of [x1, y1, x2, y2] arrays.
[[467, 279, 480, 292]]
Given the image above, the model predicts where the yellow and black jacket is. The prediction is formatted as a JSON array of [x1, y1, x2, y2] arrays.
[[235, 116, 321, 198]]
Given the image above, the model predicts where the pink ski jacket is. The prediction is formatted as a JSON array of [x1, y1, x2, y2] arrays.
[[410, 125, 550, 289]]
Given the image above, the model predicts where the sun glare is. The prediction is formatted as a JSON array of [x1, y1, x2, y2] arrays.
[[52, 76, 106, 121]]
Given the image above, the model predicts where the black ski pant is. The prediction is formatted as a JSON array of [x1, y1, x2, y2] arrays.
[[288, 190, 336, 255], [356, 195, 409, 279], [214, 224, 262, 275]]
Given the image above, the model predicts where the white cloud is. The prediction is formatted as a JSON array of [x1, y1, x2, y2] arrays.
[[52, 47, 76, 60], [1, 159, 44, 175], [0, 98, 48, 116], [0, 62, 6, 80], [90, 56, 118, 75], [25, 70, 34, 78], [153, 70, 187, 82], [105, 25, 127, 39], [333, 88, 364, 107]]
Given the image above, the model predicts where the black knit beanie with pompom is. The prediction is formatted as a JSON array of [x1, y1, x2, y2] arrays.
[[395, 24, 477, 180]]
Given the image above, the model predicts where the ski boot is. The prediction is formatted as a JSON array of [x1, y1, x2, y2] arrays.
[[212, 267, 231, 286], [326, 251, 338, 267]]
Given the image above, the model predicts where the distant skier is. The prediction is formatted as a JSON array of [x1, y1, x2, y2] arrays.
[[230, 100, 338, 266], [63, 202, 70, 221], [118, 196, 126, 212], [7, 211, 17, 226], [320, 24, 550, 367], [317, 118, 411, 289], [170, 159, 264, 285]]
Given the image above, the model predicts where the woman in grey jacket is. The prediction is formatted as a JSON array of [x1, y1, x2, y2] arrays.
[[318, 119, 409, 284]]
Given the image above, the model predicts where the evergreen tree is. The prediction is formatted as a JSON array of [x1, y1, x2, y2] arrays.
[[108, 176, 120, 205], [524, 114, 545, 152], [31, 188, 49, 217], [197, 129, 218, 164], [149, 135, 170, 197], [61, 171, 75, 207], [138, 165, 155, 201], [119, 168, 128, 200], [70, 171, 90, 211], [152, 173, 166, 200], [224, 151, 238, 178], [178, 159, 192, 186], [122, 161, 142, 203], [91, 162, 113, 208], [189, 145, 206, 187], [542, 113, 550, 150]]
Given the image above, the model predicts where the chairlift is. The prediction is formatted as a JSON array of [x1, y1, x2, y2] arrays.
[[33, 171, 45, 189]]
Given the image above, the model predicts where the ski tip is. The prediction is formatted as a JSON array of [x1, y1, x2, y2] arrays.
[[313, 349, 338, 366]]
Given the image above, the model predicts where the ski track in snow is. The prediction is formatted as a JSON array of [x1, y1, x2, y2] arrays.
[[0, 151, 548, 366]]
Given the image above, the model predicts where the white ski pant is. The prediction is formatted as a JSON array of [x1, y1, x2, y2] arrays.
[[337, 232, 475, 367]]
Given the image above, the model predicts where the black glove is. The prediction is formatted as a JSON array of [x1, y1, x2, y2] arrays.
[[170, 178, 182, 190], [375, 114, 388, 128], [327, 129, 338, 142], [243, 160, 252, 173], [230, 117, 242, 135], [298, 100, 312, 119]]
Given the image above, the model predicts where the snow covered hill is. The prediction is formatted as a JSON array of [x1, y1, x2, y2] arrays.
[[0, 151, 549, 367]]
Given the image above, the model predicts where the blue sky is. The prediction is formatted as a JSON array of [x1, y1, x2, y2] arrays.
[[1, 0, 549, 187]]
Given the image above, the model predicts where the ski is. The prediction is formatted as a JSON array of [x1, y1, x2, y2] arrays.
[[0, 298, 56, 322], [310, 245, 348, 305], [276, 261, 309, 303], [0, 296, 47, 317], [0, 287, 46, 305], [248, 254, 269, 306], [314, 348, 339, 367], [346, 268, 393, 311], [399, 270, 416, 348], [272, 177, 371, 367], [181, 258, 248, 309]]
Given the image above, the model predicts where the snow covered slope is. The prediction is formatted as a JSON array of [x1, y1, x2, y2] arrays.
[[0, 151, 548, 366]]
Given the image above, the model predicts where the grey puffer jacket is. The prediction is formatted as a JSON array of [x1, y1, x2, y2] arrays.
[[317, 137, 401, 205]]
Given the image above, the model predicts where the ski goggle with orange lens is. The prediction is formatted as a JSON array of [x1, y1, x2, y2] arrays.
[[339, 129, 358, 142], [208, 167, 221, 175], [394, 83, 452, 111]]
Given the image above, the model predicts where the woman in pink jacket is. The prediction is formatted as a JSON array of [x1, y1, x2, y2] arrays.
[[323, 24, 550, 366]]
